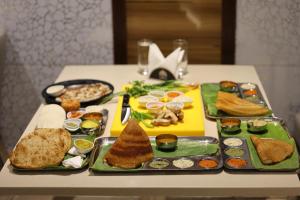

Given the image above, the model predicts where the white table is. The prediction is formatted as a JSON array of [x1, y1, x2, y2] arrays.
[[0, 65, 299, 197]]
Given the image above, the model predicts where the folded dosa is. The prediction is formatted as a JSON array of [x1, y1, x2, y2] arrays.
[[216, 91, 269, 116], [251, 135, 294, 165]]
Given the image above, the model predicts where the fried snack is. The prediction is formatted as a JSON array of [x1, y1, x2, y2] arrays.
[[104, 119, 153, 169], [216, 91, 269, 116], [10, 128, 72, 169], [61, 99, 80, 112], [251, 135, 294, 165]]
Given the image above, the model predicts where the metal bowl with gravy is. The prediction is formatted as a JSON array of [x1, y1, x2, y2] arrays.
[[220, 118, 241, 134], [156, 134, 178, 151], [81, 112, 103, 122]]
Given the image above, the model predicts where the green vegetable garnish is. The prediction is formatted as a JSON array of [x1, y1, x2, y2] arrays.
[[125, 80, 188, 98], [131, 109, 154, 128], [99, 80, 190, 104], [99, 91, 125, 104]]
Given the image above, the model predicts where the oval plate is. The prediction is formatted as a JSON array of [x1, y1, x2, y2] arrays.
[[42, 79, 114, 107]]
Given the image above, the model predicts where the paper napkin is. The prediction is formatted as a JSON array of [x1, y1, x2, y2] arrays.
[[62, 155, 83, 168], [148, 43, 185, 79]]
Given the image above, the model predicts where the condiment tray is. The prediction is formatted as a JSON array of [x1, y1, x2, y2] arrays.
[[66, 109, 109, 137], [217, 117, 300, 172], [89, 136, 223, 174]]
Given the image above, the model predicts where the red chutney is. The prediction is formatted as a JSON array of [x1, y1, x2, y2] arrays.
[[243, 89, 257, 96], [68, 111, 84, 119], [198, 159, 218, 169], [167, 92, 181, 98], [226, 158, 247, 168]]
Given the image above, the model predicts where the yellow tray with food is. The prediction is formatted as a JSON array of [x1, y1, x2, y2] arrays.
[[201, 82, 272, 119], [217, 117, 299, 171], [110, 81, 205, 136], [10, 128, 93, 171], [91, 120, 222, 173]]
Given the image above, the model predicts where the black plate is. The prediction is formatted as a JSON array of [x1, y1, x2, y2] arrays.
[[42, 79, 114, 107]]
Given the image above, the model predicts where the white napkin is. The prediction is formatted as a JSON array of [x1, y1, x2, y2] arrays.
[[62, 155, 83, 168], [148, 43, 185, 78], [67, 147, 86, 158]]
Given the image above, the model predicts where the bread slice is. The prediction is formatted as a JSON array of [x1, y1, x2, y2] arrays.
[[10, 128, 72, 169]]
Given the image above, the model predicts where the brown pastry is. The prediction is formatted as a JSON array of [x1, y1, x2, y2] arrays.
[[61, 99, 80, 112], [216, 91, 269, 116], [104, 119, 153, 169], [251, 135, 294, 165]]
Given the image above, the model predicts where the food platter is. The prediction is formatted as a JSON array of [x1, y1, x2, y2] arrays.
[[11, 135, 92, 171], [12, 79, 300, 176], [64, 109, 109, 137], [201, 82, 272, 119], [217, 117, 299, 172], [42, 79, 114, 107], [89, 136, 223, 173]]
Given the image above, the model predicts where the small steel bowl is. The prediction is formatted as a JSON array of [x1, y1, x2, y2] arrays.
[[220, 81, 238, 93], [155, 134, 178, 151], [63, 118, 82, 132], [81, 112, 103, 122], [74, 139, 94, 154], [242, 89, 258, 97], [220, 118, 241, 134], [80, 119, 100, 135], [247, 119, 268, 133]]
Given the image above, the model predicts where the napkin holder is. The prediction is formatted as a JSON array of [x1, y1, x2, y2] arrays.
[[149, 68, 176, 80], [148, 44, 182, 80]]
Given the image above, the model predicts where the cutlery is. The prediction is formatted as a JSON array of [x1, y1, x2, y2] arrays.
[[121, 94, 131, 124]]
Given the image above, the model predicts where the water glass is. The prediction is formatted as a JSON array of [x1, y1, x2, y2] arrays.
[[137, 39, 152, 75], [173, 39, 188, 77]]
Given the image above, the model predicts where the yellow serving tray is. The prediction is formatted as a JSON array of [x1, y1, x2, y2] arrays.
[[110, 87, 205, 136]]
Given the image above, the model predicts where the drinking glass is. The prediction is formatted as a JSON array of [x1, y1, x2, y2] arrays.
[[137, 39, 152, 75], [173, 39, 188, 77]]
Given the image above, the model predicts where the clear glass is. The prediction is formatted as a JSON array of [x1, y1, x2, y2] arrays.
[[173, 39, 188, 77], [137, 39, 152, 75]]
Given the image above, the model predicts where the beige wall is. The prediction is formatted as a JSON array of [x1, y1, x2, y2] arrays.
[[0, 0, 113, 154], [236, 0, 300, 140]]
